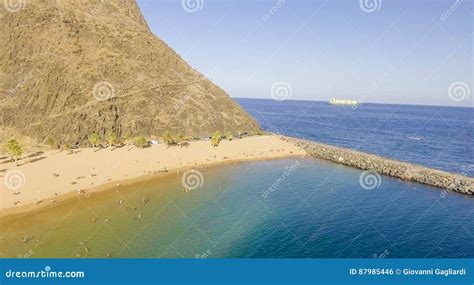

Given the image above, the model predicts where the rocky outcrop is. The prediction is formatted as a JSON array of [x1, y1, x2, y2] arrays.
[[286, 137, 474, 195], [0, 0, 260, 145]]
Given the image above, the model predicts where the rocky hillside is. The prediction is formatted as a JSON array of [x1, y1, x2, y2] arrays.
[[0, 0, 259, 145]]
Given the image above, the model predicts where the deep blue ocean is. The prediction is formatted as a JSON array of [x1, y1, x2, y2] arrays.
[[237, 99, 474, 177]]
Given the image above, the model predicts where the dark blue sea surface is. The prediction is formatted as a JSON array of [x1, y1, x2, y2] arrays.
[[237, 99, 474, 177]]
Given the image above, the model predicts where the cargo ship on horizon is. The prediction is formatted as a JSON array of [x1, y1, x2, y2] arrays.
[[328, 98, 359, 106]]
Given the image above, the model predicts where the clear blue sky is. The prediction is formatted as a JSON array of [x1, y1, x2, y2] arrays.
[[137, 0, 473, 107]]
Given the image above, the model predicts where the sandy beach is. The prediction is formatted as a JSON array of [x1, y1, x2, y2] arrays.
[[0, 135, 306, 215]]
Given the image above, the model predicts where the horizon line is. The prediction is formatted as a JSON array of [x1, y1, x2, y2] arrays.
[[232, 97, 474, 109]]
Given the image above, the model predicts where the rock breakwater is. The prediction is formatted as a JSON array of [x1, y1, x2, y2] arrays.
[[286, 137, 474, 195]]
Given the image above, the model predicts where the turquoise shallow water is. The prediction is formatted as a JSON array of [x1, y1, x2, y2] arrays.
[[1, 158, 472, 258]]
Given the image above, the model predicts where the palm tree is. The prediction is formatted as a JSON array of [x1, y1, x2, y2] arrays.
[[88, 133, 100, 151], [176, 132, 186, 143], [162, 131, 174, 145], [134, 136, 148, 148], [105, 132, 118, 149], [211, 131, 222, 147], [6, 139, 22, 166]]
